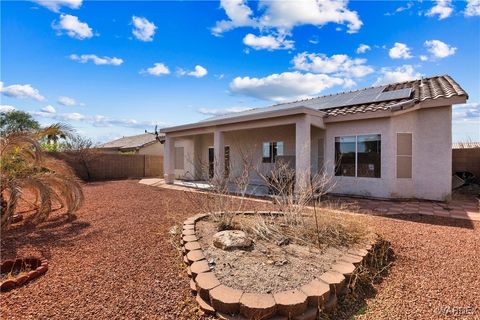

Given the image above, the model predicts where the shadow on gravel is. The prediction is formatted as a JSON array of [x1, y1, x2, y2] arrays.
[[1, 214, 95, 260], [382, 213, 477, 230]]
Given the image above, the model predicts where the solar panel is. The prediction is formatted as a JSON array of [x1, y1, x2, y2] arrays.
[[375, 88, 412, 102], [200, 86, 413, 123], [309, 87, 412, 110]]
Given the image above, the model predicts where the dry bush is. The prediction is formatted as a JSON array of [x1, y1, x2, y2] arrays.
[[246, 160, 371, 249], [181, 144, 370, 250], [1, 126, 84, 230], [241, 208, 370, 249], [182, 146, 256, 231]]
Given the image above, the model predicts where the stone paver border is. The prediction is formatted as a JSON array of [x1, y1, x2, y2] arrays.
[[181, 212, 379, 319], [0, 257, 48, 292]]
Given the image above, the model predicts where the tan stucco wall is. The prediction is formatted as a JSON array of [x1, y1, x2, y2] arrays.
[[138, 142, 164, 156], [324, 105, 452, 200], [169, 105, 452, 200]]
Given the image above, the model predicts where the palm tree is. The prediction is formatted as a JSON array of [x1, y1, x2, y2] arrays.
[[0, 124, 84, 230]]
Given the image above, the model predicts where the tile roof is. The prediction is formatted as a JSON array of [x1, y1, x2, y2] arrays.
[[162, 75, 468, 133], [276, 75, 468, 117], [99, 133, 162, 150]]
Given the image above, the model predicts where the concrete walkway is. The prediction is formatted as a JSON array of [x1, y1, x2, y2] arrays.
[[139, 179, 480, 221]]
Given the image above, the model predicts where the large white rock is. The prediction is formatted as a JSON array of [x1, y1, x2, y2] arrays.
[[212, 230, 252, 251]]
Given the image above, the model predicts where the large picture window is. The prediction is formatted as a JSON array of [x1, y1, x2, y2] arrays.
[[262, 141, 284, 163], [335, 134, 381, 178]]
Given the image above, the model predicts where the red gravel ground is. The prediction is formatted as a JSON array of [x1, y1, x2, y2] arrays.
[[1, 180, 479, 319]]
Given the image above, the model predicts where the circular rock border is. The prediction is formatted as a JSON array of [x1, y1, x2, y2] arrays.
[[0, 257, 48, 292], [181, 212, 379, 320]]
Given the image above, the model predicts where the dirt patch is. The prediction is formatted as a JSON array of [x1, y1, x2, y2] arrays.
[[196, 217, 352, 294]]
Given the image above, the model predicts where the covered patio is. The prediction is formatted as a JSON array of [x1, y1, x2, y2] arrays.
[[161, 105, 327, 192]]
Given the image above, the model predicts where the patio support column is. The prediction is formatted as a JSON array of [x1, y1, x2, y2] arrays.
[[295, 115, 311, 193], [164, 135, 175, 184], [213, 129, 225, 180]]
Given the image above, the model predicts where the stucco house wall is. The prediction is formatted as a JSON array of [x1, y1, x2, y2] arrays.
[[391, 105, 452, 200], [138, 141, 164, 156], [168, 105, 453, 201], [324, 105, 452, 200]]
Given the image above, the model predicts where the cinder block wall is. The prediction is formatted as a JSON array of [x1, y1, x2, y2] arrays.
[[52, 152, 164, 181], [453, 148, 480, 181]]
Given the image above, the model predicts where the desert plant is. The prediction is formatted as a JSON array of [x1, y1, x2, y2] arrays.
[[0, 124, 84, 230], [182, 143, 257, 230], [248, 159, 362, 249], [63, 134, 99, 181]]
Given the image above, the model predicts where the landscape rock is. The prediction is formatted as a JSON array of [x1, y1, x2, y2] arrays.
[[213, 230, 252, 251]]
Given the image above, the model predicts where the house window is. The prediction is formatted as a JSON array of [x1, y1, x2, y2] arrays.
[[335, 134, 381, 178], [396, 133, 412, 178], [262, 141, 284, 163], [335, 136, 356, 177]]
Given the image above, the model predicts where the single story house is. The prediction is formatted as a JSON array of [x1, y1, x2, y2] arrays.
[[98, 133, 164, 156], [160, 75, 468, 201]]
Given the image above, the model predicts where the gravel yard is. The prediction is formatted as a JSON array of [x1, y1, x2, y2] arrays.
[[1, 180, 479, 319]]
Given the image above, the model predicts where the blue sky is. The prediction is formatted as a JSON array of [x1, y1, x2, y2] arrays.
[[1, 0, 479, 142]]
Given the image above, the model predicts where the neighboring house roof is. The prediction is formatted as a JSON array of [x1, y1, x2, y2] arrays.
[[161, 75, 468, 133], [99, 133, 162, 151], [452, 142, 480, 149]]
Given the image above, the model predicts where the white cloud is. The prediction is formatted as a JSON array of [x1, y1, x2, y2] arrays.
[[453, 103, 480, 123], [52, 14, 94, 40], [32, 0, 82, 12], [465, 0, 480, 16], [0, 105, 16, 113], [141, 63, 170, 76], [426, 0, 453, 19], [356, 44, 371, 54], [58, 96, 77, 106], [229, 71, 346, 102], [385, 1, 414, 16], [389, 42, 413, 59], [292, 52, 374, 78], [0, 82, 45, 101], [131, 16, 157, 42], [212, 0, 363, 35], [243, 33, 294, 51], [41, 105, 56, 113], [31, 110, 164, 129], [188, 65, 208, 78], [420, 55, 429, 61], [197, 107, 252, 116], [177, 65, 208, 78], [211, 0, 256, 35], [374, 65, 422, 85], [70, 54, 123, 66], [424, 39, 457, 59]]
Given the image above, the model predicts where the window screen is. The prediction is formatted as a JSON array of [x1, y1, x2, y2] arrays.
[[397, 133, 412, 178], [174, 147, 184, 170]]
